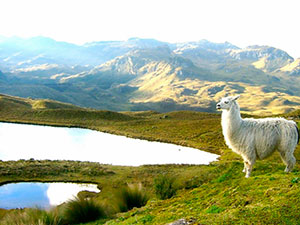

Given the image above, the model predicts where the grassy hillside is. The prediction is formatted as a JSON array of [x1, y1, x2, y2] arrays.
[[105, 163, 300, 225], [0, 94, 299, 224]]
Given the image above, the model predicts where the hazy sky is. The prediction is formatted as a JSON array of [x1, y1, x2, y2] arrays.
[[0, 0, 299, 58]]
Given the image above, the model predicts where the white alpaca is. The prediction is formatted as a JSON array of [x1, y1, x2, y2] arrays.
[[217, 95, 299, 178]]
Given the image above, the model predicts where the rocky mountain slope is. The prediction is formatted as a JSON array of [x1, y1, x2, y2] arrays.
[[0, 36, 300, 114]]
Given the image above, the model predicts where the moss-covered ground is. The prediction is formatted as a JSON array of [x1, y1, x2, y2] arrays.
[[0, 94, 299, 224]]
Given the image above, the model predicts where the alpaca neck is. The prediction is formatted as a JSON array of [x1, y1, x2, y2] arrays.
[[221, 103, 242, 135]]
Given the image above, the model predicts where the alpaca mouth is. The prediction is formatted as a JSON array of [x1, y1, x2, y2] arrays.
[[216, 106, 221, 110]]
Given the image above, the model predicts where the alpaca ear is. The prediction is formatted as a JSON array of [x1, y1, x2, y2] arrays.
[[232, 95, 240, 101]]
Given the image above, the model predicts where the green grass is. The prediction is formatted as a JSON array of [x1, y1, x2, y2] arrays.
[[0, 160, 114, 186], [105, 162, 300, 225], [0, 94, 300, 224]]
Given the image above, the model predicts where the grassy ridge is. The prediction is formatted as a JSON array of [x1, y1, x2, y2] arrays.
[[0, 94, 300, 224]]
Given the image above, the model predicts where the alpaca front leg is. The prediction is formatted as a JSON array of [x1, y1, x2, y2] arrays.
[[242, 158, 254, 178], [242, 153, 256, 178], [245, 162, 253, 178]]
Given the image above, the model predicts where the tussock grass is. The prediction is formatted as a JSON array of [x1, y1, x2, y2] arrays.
[[63, 197, 106, 224], [1, 198, 106, 225], [154, 174, 177, 200], [1, 208, 64, 225], [114, 184, 149, 212]]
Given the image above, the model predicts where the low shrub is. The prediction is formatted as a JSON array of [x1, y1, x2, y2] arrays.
[[115, 184, 149, 212], [154, 174, 177, 200]]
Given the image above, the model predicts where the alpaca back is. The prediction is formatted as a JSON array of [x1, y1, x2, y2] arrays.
[[241, 117, 298, 159], [222, 114, 298, 160], [222, 117, 279, 158]]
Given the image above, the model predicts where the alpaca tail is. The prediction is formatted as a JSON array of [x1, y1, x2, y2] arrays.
[[296, 124, 300, 144]]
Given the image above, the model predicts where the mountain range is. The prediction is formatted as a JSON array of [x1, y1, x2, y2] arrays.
[[1, 36, 300, 115]]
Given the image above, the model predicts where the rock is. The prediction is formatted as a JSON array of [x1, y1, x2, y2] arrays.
[[167, 218, 197, 225]]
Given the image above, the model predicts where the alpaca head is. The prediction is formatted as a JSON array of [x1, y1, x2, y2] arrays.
[[216, 95, 240, 111]]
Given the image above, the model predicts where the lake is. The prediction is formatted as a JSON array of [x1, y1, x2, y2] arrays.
[[0, 182, 100, 209], [0, 122, 218, 165]]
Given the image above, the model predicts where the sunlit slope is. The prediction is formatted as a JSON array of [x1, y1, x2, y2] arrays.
[[131, 72, 300, 115], [67, 48, 300, 115], [280, 58, 300, 76]]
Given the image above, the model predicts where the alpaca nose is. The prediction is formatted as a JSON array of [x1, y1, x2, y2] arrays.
[[216, 103, 221, 109]]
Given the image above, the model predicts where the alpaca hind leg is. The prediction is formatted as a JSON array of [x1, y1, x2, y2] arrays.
[[284, 156, 295, 173], [279, 151, 296, 173], [242, 162, 247, 173]]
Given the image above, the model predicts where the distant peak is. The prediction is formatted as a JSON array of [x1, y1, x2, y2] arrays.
[[127, 37, 142, 41], [127, 37, 158, 41]]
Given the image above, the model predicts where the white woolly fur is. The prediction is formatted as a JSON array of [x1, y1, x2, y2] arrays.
[[217, 95, 298, 178]]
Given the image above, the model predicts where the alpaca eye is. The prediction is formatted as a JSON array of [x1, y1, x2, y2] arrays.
[[224, 101, 229, 104]]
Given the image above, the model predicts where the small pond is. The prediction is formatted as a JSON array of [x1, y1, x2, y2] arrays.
[[0, 182, 100, 209], [0, 122, 219, 166]]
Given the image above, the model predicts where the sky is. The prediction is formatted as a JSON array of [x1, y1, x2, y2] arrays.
[[0, 0, 299, 58]]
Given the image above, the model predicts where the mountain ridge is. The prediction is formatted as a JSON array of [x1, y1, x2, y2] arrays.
[[1, 36, 300, 114]]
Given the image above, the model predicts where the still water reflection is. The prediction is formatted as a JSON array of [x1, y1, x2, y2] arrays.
[[0, 182, 100, 209], [0, 122, 219, 165]]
